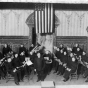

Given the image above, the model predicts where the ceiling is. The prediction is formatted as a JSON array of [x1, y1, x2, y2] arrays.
[[0, 0, 88, 4]]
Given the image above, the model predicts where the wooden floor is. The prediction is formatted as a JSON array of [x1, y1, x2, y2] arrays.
[[0, 70, 88, 87]]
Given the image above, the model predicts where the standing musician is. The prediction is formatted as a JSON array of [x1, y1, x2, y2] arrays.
[[34, 52, 45, 82], [2, 44, 12, 57], [29, 44, 34, 52], [59, 44, 64, 50], [63, 53, 78, 82], [19, 44, 27, 57], [72, 43, 79, 55], [43, 50, 52, 76]]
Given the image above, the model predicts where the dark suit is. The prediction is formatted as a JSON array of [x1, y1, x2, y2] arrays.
[[34, 55, 45, 81], [4, 60, 20, 84], [81, 55, 88, 77], [43, 54, 52, 75], [63, 56, 78, 80], [2, 46, 12, 56]]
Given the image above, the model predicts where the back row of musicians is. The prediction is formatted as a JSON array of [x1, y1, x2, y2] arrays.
[[0, 43, 88, 85]]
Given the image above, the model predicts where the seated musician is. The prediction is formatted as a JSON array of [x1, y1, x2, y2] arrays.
[[57, 49, 64, 75], [19, 51, 25, 81], [4, 57, 20, 85], [2, 44, 12, 57], [12, 53, 22, 83], [34, 52, 45, 82], [63, 53, 78, 82], [61, 51, 68, 75], [53, 47, 60, 74], [81, 51, 88, 82], [43, 50, 52, 76]]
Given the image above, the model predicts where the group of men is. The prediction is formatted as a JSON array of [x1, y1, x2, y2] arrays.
[[0, 43, 88, 85], [0, 43, 53, 85], [53, 44, 88, 82]]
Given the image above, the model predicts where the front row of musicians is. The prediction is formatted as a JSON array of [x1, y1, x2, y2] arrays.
[[0, 43, 88, 85]]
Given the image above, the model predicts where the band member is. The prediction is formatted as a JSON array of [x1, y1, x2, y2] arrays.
[[59, 44, 64, 50], [4, 57, 20, 85], [12, 53, 22, 82], [2, 44, 12, 57], [0, 52, 3, 60], [57, 49, 64, 75], [61, 51, 68, 74], [72, 43, 79, 54], [34, 52, 45, 82], [63, 53, 78, 82], [29, 44, 34, 52], [19, 44, 27, 56], [80, 51, 88, 82], [54, 47, 60, 74], [19, 51, 25, 81], [43, 50, 52, 76]]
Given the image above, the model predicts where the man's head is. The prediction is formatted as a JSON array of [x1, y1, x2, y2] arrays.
[[37, 52, 41, 58], [57, 48, 60, 51], [70, 53, 73, 57], [83, 51, 86, 55], [30, 52, 33, 55], [31, 44, 34, 47], [75, 44, 78, 47], [7, 58, 12, 63], [64, 51, 67, 55], [45, 50, 49, 54], [15, 53, 18, 58], [60, 49, 63, 53], [21, 44, 23, 47], [77, 48, 80, 51], [4, 44, 7, 48], [60, 44, 63, 48]]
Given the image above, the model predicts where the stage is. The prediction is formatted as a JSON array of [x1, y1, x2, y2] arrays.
[[0, 70, 88, 88]]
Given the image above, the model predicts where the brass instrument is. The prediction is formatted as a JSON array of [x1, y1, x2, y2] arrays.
[[30, 43, 41, 54]]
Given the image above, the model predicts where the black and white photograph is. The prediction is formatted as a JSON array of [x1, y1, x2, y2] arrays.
[[0, 0, 88, 88]]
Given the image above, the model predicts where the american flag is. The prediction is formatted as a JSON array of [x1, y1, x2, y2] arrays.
[[35, 3, 54, 34]]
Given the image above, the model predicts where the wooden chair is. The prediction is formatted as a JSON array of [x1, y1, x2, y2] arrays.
[[70, 64, 79, 81], [6, 72, 14, 83]]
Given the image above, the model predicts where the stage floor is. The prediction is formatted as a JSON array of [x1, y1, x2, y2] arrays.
[[0, 70, 88, 87]]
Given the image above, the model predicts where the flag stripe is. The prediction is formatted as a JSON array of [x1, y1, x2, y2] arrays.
[[48, 3, 50, 33], [45, 3, 48, 33], [35, 11, 38, 33], [50, 4, 53, 33], [42, 11, 44, 33], [35, 3, 53, 34], [39, 11, 41, 33]]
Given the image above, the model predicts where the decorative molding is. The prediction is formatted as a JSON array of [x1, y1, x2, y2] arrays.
[[56, 36, 87, 52], [0, 36, 31, 52]]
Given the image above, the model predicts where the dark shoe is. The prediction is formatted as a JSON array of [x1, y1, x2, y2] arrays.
[[53, 71, 57, 73], [20, 80, 24, 82], [85, 79, 88, 82], [57, 72, 60, 75], [37, 79, 40, 82], [15, 82, 19, 85], [63, 78, 68, 82]]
